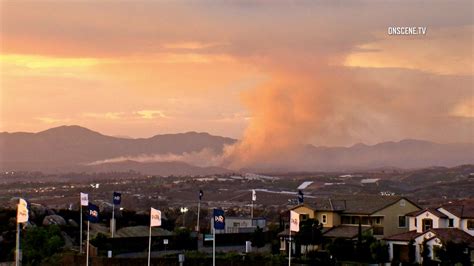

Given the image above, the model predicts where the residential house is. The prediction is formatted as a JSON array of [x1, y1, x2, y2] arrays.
[[279, 195, 420, 254], [385, 199, 474, 264]]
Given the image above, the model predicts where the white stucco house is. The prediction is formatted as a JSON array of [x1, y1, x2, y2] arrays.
[[384, 200, 474, 264]]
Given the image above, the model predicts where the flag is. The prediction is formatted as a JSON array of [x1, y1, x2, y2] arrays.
[[199, 190, 203, 201], [290, 210, 300, 232], [213, 209, 225, 230], [298, 190, 304, 204], [252, 189, 256, 201], [80, 192, 88, 206], [150, 208, 162, 227], [113, 192, 122, 205], [17, 198, 29, 224], [87, 203, 100, 223]]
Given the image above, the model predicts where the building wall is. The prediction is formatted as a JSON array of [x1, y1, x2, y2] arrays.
[[460, 219, 474, 236], [315, 211, 340, 228], [437, 208, 460, 228], [413, 211, 442, 233], [292, 206, 316, 219], [409, 216, 417, 231], [373, 198, 420, 237]]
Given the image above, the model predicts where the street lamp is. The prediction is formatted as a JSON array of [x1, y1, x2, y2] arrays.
[[180, 207, 188, 227]]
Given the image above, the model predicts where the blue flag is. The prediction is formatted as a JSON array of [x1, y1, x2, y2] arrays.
[[88, 203, 100, 223], [213, 209, 225, 230], [298, 190, 304, 204], [113, 192, 122, 205], [199, 190, 203, 201]]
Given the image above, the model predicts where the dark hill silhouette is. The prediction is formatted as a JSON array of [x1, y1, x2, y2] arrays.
[[0, 125, 235, 165], [1, 125, 473, 174]]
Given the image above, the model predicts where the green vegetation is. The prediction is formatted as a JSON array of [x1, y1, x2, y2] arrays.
[[251, 226, 265, 251], [22, 225, 65, 265], [434, 241, 471, 266]]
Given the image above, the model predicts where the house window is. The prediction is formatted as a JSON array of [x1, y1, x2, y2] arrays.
[[398, 216, 407, 228], [414, 218, 417, 227], [233, 222, 240, 227], [422, 218, 433, 231], [467, 219, 474, 230], [400, 199, 406, 207], [341, 216, 350, 224], [351, 216, 360, 225], [374, 217, 382, 225], [322, 214, 327, 224], [301, 214, 309, 221], [448, 219, 454, 228]]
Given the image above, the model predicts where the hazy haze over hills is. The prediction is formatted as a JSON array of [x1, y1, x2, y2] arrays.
[[0, 125, 472, 175]]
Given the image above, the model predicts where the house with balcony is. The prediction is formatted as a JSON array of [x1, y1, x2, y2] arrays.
[[279, 195, 420, 254], [384, 199, 474, 264]]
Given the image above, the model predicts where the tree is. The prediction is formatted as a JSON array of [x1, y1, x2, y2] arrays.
[[251, 226, 265, 251], [174, 227, 193, 250], [23, 225, 65, 265], [327, 238, 354, 261], [297, 218, 323, 254], [435, 241, 470, 266], [369, 240, 389, 263]]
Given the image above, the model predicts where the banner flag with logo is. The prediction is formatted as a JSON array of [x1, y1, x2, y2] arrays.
[[80, 193, 89, 206], [290, 210, 300, 232], [150, 208, 162, 227], [17, 198, 29, 224], [88, 203, 100, 223], [113, 192, 122, 205], [213, 209, 225, 230]]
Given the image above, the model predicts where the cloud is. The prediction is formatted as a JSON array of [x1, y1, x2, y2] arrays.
[[451, 98, 474, 118], [344, 26, 474, 75], [1, 0, 473, 171], [135, 110, 167, 119], [36, 116, 71, 124], [162, 41, 227, 50]]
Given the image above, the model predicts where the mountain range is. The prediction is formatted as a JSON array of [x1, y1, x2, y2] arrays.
[[0, 125, 472, 175]]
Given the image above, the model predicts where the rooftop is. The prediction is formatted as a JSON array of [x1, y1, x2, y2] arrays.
[[304, 195, 414, 215], [323, 225, 372, 239]]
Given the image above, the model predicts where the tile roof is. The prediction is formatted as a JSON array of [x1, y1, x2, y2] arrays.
[[439, 199, 474, 218], [406, 208, 448, 218], [306, 195, 414, 215], [427, 228, 474, 246], [385, 228, 474, 246], [323, 225, 371, 239], [277, 227, 332, 237], [384, 230, 421, 241]]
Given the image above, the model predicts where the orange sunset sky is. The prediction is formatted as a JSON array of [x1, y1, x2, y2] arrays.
[[0, 1, 472, 147]]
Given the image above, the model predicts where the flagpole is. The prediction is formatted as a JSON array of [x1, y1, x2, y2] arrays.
[[86, 221, 90, 266], [196, 200, 201, 232], [147, 224, 152, 266], [15, 222, 20, 266], [212, 227, 216, 266], [288, 228, 291, 266], [251, 199, 254, 219], [80, 205, 83, 254], [111, 204, 115, 238]]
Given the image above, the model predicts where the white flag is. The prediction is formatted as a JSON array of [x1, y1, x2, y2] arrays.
[[80, 192, 88, 206], [150, 208, 162, 227], [252, 189, 256, 201], [290, 210, 299, 232], [17, 198, 29, 224]]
